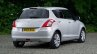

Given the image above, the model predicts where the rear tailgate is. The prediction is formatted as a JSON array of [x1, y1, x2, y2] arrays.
[[16, 19, 48, 28], [14, 19, 48, 32]]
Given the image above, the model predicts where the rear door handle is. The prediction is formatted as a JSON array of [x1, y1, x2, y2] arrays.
[[68, 22, 71, 23], [58, 21, 61, 23]]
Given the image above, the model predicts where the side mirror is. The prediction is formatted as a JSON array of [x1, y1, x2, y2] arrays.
[[75, 16, 80, 20]]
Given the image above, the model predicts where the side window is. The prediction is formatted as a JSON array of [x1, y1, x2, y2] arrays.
[[59, 11, 64, 18], [52, 10, 75, 19], [52, 10, 64, 18], [62, 10, 73, 19], [52, 10, 60, 18]]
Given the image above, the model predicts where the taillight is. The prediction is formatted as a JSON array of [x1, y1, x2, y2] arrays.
[[42, 19, 55, 27], [12, 21, 16, 27]]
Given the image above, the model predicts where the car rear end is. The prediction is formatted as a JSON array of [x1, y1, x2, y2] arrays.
[[11, 8, 56, 42]]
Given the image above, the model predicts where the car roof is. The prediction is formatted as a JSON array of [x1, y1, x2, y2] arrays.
[[23, 7, 68, 10]]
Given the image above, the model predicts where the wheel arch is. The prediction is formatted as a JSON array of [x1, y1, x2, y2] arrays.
[[82, 27, 86, 32], [78, 26, 86, 37], [55, 30, 62, 41], [78, 22, 86, 36]]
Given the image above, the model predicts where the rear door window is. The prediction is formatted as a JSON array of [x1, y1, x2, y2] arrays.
[[53, 10, 74, 19], [61, 10, 73, 19], [52, 10, 64, 18], [19, 9, 49, 18]]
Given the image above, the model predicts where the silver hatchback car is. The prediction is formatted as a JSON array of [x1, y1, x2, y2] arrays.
[[12, 7, 86, 49]]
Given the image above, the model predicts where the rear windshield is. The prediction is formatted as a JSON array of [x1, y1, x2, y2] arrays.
[[19, 9, 49, 18]]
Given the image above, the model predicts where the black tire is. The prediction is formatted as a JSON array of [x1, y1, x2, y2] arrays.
[[49, 32, 61, 49], [13, 41, 25, 48], [77, 29, 86, 43]]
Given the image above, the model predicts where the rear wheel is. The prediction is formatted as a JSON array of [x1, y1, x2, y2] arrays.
[[77, 29, 86, 43], [49, 32, 61, 49], [13, 41, 25, 48]]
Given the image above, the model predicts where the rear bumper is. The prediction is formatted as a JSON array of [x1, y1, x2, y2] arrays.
[[12, 37, 51, 42], [11, 27, 54, 42]]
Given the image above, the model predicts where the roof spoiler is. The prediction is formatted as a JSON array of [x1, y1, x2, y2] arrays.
[[23, 7, 37, 10]]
